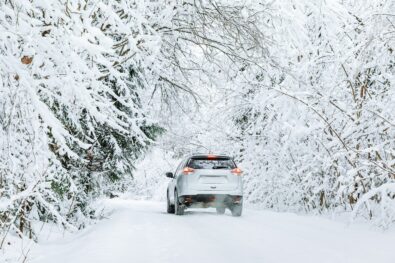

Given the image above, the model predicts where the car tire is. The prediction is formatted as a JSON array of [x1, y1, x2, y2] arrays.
[[231, 204, 242, 217], [167, 191, 175, 214], [216, 207, 226, 214], [174, 190, 185, 216]]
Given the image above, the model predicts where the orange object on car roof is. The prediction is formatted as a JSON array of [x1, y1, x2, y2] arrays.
[[207, 154, 217, 159]]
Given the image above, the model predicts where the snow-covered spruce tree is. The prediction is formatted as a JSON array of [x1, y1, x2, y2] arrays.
[[0, 0, 177, 242]]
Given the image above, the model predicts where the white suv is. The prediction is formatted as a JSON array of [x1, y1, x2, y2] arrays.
[[166, 154, 243, 216]]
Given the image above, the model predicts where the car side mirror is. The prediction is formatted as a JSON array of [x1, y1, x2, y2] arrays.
[[165, 172, 174, 178]]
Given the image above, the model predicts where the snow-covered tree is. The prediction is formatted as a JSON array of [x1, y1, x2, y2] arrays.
[[0, 0, 175, 242]]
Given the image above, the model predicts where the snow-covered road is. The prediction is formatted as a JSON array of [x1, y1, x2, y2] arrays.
[[30, 199, 395, 263]]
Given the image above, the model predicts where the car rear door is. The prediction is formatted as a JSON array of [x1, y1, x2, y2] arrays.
[[169, 159, 185, 202]]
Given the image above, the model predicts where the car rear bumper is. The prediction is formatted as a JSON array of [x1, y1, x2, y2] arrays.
[[179, 194, 243, 208], [178, 186, 243, 197]]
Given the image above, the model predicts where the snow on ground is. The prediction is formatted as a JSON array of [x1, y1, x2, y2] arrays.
[[23, 199, 395, 263]]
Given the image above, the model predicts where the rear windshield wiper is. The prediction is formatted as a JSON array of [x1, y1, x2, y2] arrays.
[[212, 166, 229, 169]]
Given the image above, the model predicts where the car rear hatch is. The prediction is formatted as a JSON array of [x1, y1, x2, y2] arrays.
[[185, 155, 240, 191]]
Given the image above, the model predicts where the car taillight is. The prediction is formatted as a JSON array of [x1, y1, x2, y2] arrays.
[[231, 167, 242, 175], [183, 167, 195, 175]]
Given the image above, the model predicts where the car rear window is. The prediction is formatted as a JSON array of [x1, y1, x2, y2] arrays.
[[187, 157, 236, 169]]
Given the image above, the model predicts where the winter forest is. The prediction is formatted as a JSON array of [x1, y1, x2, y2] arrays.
[[1, 0, 395, 262]]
